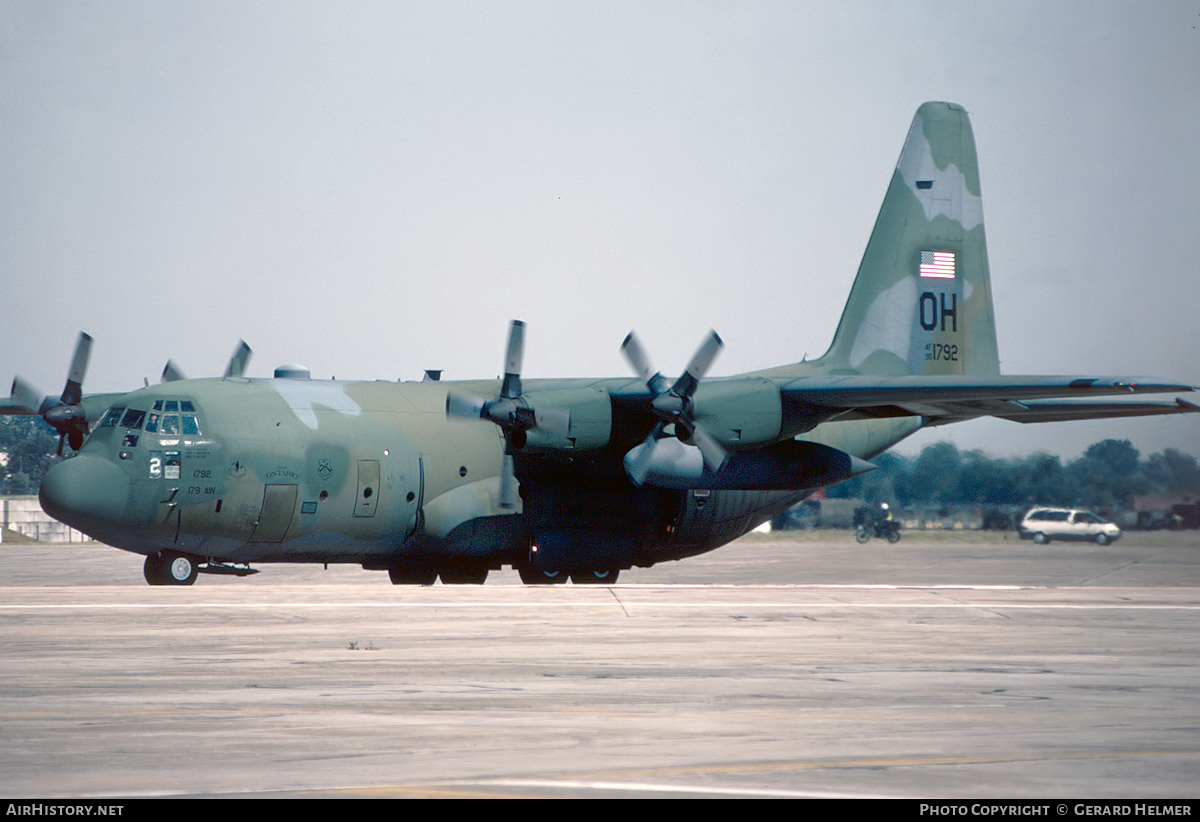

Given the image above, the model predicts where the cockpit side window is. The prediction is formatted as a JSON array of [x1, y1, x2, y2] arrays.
[[118, 409, 147, 430], [100, 407, 126, 428]]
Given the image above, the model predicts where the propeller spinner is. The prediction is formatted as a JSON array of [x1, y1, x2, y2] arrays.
[[620, 330, 728, 486], [445, 320, 569, 507]]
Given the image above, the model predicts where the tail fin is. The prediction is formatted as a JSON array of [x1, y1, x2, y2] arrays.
[[818, 102, 1000, 377]]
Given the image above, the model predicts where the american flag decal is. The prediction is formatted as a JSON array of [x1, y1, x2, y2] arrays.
[[919, 250, 956, 279]]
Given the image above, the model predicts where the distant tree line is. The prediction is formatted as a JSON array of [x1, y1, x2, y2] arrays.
[[0, 417, 61, 495], [828, 439, 1200, 511]]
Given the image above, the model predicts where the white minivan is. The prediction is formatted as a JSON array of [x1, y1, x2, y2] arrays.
[[1019, 507, 1122, 545]]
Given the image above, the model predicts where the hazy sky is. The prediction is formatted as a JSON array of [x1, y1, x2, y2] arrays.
[[2, 1, 1198, 459]]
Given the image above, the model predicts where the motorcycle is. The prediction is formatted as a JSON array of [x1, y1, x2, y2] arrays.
[[854, 519, 901, 544]]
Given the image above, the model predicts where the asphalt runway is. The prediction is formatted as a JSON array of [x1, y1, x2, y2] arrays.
[[1, 530, 1198, 799]]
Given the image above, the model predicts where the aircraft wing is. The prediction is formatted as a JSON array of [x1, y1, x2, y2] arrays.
[[777, 375, 1199, 427]]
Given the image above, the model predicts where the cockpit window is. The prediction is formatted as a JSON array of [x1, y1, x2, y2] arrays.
[[100, 407, 126, 428], [148, 399, 202, 435], [118, 409, 147, 430]]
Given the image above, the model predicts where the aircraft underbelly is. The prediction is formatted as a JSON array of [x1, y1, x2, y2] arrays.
[[659, 488, 805, 561]]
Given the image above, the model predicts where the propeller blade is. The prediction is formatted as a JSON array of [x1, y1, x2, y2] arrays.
[[623, 423, 665, 487], [501, 320, 525, 399], [60, 332, 92, 405], [162, 340, 252, 383], [620, 332, 666, 395], [620, 331, 653, 381], [498, 453, 518, 508], [161, 360, 187, 383], [225, 341, 252, 378], [445, 391, 486, 420], [5, 376, 44, 415], [687, 423, 729, 473], [623, 429, 726, 488], [670, 330, 722, 398]]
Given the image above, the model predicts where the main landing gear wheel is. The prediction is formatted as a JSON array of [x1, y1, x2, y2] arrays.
[[143, 551, 199, 586], [388, 566, 437, 585], [518, 567, 567, 585], [570, 569, 619, 584], [438, 565, 489, 585]]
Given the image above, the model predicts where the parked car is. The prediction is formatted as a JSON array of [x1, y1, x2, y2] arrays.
[[1019, 507, 1122, 545]]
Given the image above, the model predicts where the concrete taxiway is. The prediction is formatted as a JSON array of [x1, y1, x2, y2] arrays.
[[1, 531, 1198, 798]]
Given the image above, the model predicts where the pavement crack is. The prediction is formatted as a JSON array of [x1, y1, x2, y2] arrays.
[[608, 588, 632, 617]]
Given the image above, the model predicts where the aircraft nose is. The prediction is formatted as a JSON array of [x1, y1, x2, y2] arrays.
[[39, 455, 131, 537]]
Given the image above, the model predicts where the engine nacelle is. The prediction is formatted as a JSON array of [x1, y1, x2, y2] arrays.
[[629, 438, 874, 490], [691, 377, 782, 446], [522, 386, 613, 452]]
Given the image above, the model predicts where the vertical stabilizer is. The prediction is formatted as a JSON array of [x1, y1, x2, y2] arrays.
[[817, 102, 1000, 376]]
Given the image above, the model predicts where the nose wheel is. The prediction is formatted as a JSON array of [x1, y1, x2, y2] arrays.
[[144, 551, 199, 586]]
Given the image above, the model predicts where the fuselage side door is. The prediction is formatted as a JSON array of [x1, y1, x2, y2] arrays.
[[354, 459, 381, 518], [250, 483, 298, 543]]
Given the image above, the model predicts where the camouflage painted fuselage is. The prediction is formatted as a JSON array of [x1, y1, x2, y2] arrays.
[[45, 369, 917, 573]]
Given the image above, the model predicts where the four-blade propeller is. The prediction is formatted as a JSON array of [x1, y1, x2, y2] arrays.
[[19, 332, 95, 455], [445, 320, 570, 507], [621, 330, 728, 486]]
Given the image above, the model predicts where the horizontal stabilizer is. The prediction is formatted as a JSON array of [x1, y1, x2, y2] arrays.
[[780, 374, 1197, 427], [985, 397, 1200, 425]]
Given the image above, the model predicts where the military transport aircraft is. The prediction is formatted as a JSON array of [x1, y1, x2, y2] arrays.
[[4, 102, 1197, 586]]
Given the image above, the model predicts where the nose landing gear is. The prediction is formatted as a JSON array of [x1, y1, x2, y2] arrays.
[[143, 550, 199, 586]]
